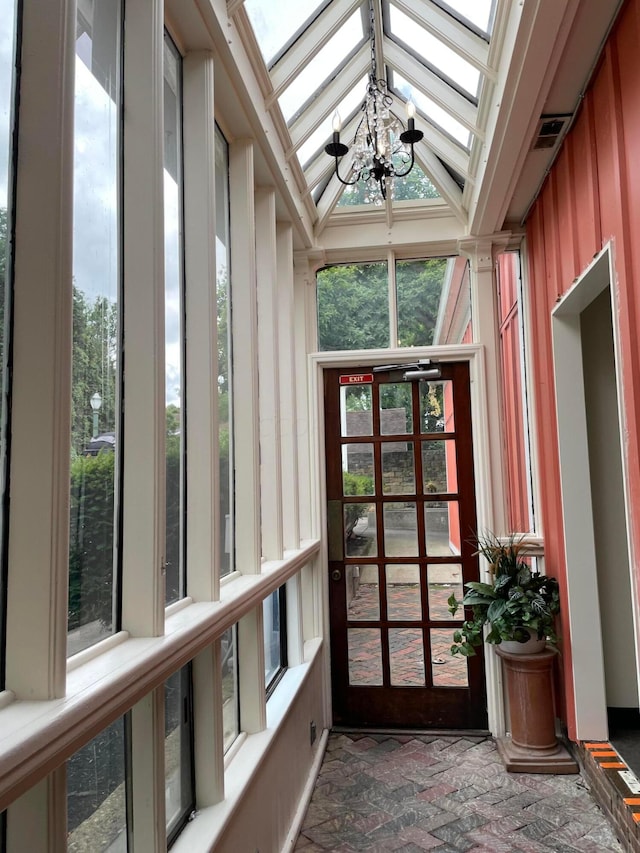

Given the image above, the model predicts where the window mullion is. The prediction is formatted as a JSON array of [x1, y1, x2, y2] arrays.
[[120, 0, 166, 637]]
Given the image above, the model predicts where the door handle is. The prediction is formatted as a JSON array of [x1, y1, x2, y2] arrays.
[[331, 569, 342, 581]]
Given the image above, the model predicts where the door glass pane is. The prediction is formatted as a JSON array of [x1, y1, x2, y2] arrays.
[[386, 564, 421, 620], [216, 127, 233, 577], [222, 625, 239, 752], [383, 502, 418, 556], [380, 383, 412, 434], [317, 262, 389, 351], [67, 717, 128, 852], [0, 0, 18, 686], [382, 441, 415, 494], [165, 666, 194, 840], [428, 564, 463, 620], [420, 381, 454, 433], [431, 629, 468, 687], [163, 34, 184, 605], [343, 444, 374, 495], [348, 628, 383, 685], [346, 565, 379, 620], [390, 629, 425, 686], [425, 501, 461, 556], [340, 384, 373, 436], [422, 439, 457, 493], [396, 259, 449, 347], [69, 0, 122, 655], [345, 503, 377, 556]]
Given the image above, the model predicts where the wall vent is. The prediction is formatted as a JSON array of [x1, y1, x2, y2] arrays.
[[532, 115, 572, 150]]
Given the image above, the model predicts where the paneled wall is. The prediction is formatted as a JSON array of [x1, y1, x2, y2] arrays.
[[526, 0, 640, 737]]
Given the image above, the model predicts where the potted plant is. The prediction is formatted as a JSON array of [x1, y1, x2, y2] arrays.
[[448, 533, 560, 657]]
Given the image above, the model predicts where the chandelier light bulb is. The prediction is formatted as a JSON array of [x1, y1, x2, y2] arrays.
[[332, 110, 342, 133]]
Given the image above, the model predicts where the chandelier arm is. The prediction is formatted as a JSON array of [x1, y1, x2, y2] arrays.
[[393, 147, 416, 179], [332, 155, 358, 187]]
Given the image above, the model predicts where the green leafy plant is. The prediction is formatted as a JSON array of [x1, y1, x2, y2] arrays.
[[448, 533, 560, 657]]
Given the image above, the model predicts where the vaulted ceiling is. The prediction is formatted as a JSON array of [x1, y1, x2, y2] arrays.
[[221, 0, 623, 245]]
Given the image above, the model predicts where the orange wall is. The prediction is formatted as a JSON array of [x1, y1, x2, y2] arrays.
[[525, 0, 640, 738]]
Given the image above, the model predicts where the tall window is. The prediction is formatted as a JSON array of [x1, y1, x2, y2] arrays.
[[0, 0, 18, 684], [222, 625, 239, 752], [67, 716, 129, 851], [264, 586, 287, 693], [165, 665, 194, 844], [68, 0, 123, 655], [215, 127, 234, 577], [163, 35, 185, 604]]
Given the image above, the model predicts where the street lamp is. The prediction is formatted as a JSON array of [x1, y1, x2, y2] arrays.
[[90, 392, 102, 439]]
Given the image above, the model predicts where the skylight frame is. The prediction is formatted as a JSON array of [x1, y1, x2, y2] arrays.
[[244, 0, 333, 68]]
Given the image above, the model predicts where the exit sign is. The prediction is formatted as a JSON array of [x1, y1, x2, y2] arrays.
[[339, 373, 373, 385]]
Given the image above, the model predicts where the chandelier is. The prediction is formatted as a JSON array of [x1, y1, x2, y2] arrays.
[[324, 0, 423, 205]]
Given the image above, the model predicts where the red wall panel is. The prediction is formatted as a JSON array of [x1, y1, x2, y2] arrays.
[[526, 0, 640, 738]]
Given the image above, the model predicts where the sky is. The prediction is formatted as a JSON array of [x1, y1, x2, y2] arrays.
[[0, 0, 16, 209]]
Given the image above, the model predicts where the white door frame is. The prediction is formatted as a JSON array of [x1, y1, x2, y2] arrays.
[[551, 242, 638, 739], [308, 344, 506, 735]]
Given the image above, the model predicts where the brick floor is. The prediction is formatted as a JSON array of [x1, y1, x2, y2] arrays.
[[295, 733, 623, 852]]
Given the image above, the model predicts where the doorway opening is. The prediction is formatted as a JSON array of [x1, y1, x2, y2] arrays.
[[553, 246, 639, 758]]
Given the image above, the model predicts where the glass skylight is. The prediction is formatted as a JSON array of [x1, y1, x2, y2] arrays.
[[394, 73, 471, 148], [244, 0, 328, 65], [441, 0, 495, 35], [296, 75, 367, 169], [389, 3, 480, 98], [278, 11, 364, 123]]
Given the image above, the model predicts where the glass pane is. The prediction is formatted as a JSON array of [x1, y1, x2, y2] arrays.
[[297, 75, 366, 170], [345, 503, 377, 556], [428, 563, 463, 620], [317, 262, 389, 351], [431, 629, 468, 687], [0, 0, 18, 687], [394, 72, 471, 148], [164, 35, 184, 605], [264, 589, 282, 687], [346, 565, 379, 621], [245, 0, 327, 65], [389, 4, 480, 97], [343, 443, 374, 495], [446, 0, 495, 33], [425, 501, 461, 556], [338, 161, 440, 206], [386, 565, 421, 620], [380, 383, 413, 434], [221, 626, 239, 753], [420, 380, 453, 433], [396, 259, 448, 347], [384, 502, 418, 557], [348, 628, 383, 685], [278, 11, 364, 122], [422, 439, 457, 493], [216, 127, 234, 577], [69, 0, 122, 655], [390, 629, 425, 686], [382, 441, 415, 494], [67, 717, 127, 852], [165, 666, 194, 838], [340, 384, 373, 436]]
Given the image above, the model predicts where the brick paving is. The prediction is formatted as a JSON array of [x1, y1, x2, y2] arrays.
[[295, 733, 624, 852], [347, 583, 468, 688]]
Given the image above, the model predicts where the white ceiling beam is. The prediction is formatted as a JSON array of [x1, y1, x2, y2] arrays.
[[467, 0, 582, 234], [287, 46, 368, 150], [384, 39, 480, 136], [391, 0, 492, 78], [413, 146, 466, 224], [269, 0, 363, 97]]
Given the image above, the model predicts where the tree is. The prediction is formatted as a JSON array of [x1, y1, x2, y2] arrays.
[[336, 162, 440, 207], [316, 258, 447, 351]]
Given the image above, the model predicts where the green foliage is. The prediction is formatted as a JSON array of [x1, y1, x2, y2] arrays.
[[343, 470, 374, 534], [448, 533, 561, 657], [316, 258, 447, 351], [336, 163, 440, 207]]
